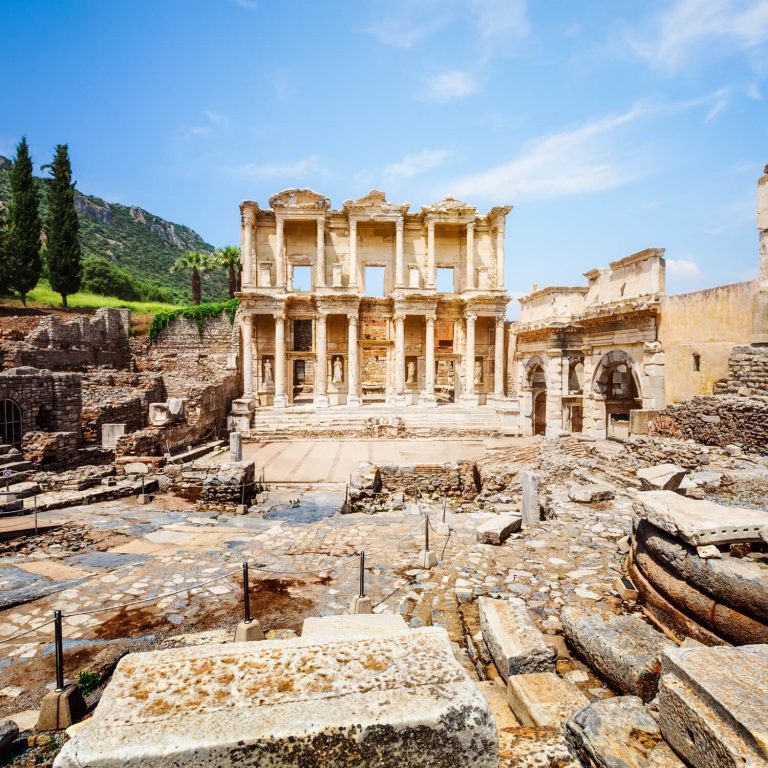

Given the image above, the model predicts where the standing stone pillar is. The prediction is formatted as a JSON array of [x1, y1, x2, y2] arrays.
[[495, 220, 505, 290], [275, 217, 285, 289], [273, 313, 287, 408], [545, 349, 563, 438], [427, 220, 436, 288], [422, 314, 437, 407], [241, 206, 254, 288], [346, 313, 361, 407], [315, 313, 329, 408], [465, 222, 475, 290], [519, 388, 534, 436], [463, 313, 477, 402], [395, 219, 404, 288], [348, 218, 358, 288], [241, 314, 253, 397], [394, 313, 406, 404], [316, 217, 326, 289], [494, 317, 505, 399]]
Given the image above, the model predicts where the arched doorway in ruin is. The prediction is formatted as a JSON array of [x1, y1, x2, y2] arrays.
[[0, 399, 23, 448], [592, 350, 642, 439], [525, 356, 547, 436]]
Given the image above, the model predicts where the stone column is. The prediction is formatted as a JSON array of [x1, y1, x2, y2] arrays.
[[316, 217, 326, 289], [494, 317, 505, 399], [421, 314, 437, 407], [241, 314, 253, 397], [346, 314, 361, 407], [275, 216, 285, 289], [463, 313, 477, 402], [241, 207, 254, 287], [465, 222, 475, 290], [394, 313, 406, 404], [519, 388, 533, 436], [642, 341, 665, 410], [545, 349, 563, 437], [273, 313, 287, 408], [348, 218, 358, 288], [315, 313, 329, 408], [427, 220, 435, 288], [495, 220, 505, 290], [395, 219, 404, 288]]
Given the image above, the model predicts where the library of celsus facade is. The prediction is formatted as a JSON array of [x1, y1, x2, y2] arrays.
[[235, 189, 511, 415]]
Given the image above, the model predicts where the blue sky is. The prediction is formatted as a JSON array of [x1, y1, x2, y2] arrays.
[[2, 0, 767, 313]]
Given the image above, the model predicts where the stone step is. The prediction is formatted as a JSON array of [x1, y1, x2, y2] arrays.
[[0, 460, 33, 475], [0, 451, 23, 466], [0, 499, 25, 516], [0, 444, 14, 456], [4, 481, 40, 499]]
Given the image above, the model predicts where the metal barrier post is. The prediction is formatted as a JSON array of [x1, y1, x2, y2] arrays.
[[54, 610, 65, 691], [242, 561, 252, 624], [359, 550, 365, 598], [34, 493, 39, 536], [442, 497, 447, 524], [425, 515, 430, 553]]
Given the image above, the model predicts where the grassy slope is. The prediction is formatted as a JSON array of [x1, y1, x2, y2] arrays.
[[27, 280, 177, 314], [0, 155, 228, 302]]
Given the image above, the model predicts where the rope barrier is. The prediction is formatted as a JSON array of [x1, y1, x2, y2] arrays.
[[0, 618, 56, 646]]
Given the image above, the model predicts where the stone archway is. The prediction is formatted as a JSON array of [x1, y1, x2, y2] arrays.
[[524, 356, 548, 436], [591, 350, 642, 438], [1, 399, 23, 447], [534, 391, 547, 435]]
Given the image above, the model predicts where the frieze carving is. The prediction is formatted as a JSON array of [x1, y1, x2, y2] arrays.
[[343, 189, 409, 217]]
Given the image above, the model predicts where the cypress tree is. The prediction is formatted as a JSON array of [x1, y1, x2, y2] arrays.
[[0, 213, 7, 296], [7, 137, 42, 306], [44, 144, 81, 307]]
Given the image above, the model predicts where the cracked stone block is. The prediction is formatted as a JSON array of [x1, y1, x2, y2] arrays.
[[506, 672, 589, 727], [636, 464, 687, 491], [476, 514, 522, 545]]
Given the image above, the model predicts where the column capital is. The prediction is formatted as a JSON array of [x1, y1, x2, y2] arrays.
[[393, 312, 406, 323], [242, 207, 256, 225], [395, 217, 404, 232], [496, 315, 506, 327], [466, 312, 477, 323], [346, 313, 359, 325], [425, 314, 436, 325], [316, 311, 327, 323], [273, 312, 286, 322]]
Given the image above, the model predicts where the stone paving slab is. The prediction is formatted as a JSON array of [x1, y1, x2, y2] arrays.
[[506, 672, 589, 728], [55, 628, 498, 768], [301, 613, 409, 639], [632, 491, 768, 546]]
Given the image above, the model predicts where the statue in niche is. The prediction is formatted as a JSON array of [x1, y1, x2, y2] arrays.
[[406, 360, 416, 384], [474, 359, 483, 384], [332, 356, 344, 384], [263, 358, 274, 387]]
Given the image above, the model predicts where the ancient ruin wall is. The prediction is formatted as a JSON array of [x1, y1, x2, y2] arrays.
[[714, 345, 768, 396], [653, 395, 768, 455]]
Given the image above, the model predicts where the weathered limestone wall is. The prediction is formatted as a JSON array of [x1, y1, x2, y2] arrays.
[[377, 461, 479, 500], [0, 367, 82, 440], [652, 395, 768, 455], [584, 248, 664, 308], [714, 345, 768, 396], [10, 307, 131, 371], [659, 280, 758, 403]]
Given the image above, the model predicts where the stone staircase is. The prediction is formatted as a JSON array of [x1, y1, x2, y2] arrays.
[[0, 443, 33, 488], [246, 404, 507, 440]]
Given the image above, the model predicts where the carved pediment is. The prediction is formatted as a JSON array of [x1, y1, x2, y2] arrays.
[[343, 190, 409, 216], [269, 188, 331, 211], [422, 196, 477, 218]]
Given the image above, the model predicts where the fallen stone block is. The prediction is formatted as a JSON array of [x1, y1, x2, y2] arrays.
[[476, 514, 522, 545], [0, 719, 19, 754], [478, 680, 520, 731], [561, 608, 674, 702], [479, 597, 556, 682], [302, 613, 409, 640], [567, 483, 615, 504], [498, 725, 579, 768], [566, 695, 685, 768], [506, 672, 589, 727], [54, 627, 498, 768], [632, 491, 768, 546], [658, 644, 768, 768], [521, 471, 541, 526], [636, 464, 687, 491]]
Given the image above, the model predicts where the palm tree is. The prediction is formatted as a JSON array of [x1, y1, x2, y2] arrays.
[[215, 246, 241, 298], [170, 250, 214, 305]]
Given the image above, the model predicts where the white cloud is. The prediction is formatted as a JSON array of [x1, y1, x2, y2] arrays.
[[471, 0, 529, 44], [385, 149, 451, 177], [178, 110, 228, 141], [423, 70, 479, 102], [666, 258, 702, 278], [449, 105, 649, 202], [628, 0, 768, 72], [366, 0, 454, 49], [747, 81, 763, 100], [228, 156, 323, 179]]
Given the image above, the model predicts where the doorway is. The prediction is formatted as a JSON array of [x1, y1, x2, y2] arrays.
[[1, 399, 23, 447], [534, 391, 547, 436]]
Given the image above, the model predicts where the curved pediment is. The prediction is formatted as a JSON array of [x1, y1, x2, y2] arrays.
[[343, 190, 409, 216], [269, 188, 331, 211], [422, 196, 477, 218]]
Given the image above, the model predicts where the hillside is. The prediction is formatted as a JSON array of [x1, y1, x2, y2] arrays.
[[0, 155, 227, 302]]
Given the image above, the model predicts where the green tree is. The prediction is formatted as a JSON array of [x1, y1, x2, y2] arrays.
[[0, 211, 8, 296], [6, 137, 42, 306], [44, 144, 82, 307], [170, 250, 214, 305], [215, 246, 241, 298]]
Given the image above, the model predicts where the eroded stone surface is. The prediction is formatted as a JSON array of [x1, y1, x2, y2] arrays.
[[636, 465, 687, 492], [477, 514, 522, 545], [479, 597, 556, 682], [561, 608, 673, 702], [632, 491, 768, 546], [506, 672, 588, 727], [566, 695, 684, 768], [658, 644, 768, 768], [301, 613, 409, 639], [55, 628, 498, 768]]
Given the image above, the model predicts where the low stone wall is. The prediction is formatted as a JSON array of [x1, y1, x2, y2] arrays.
[[714, 345, 768, 397], [378, 461, 479, 500], [22, 431, 81, 470], [651, 395, 768, 456], [163, 461, 256, 504]]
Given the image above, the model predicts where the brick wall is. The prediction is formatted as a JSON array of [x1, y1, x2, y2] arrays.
[[714, 345, 768, 396]]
